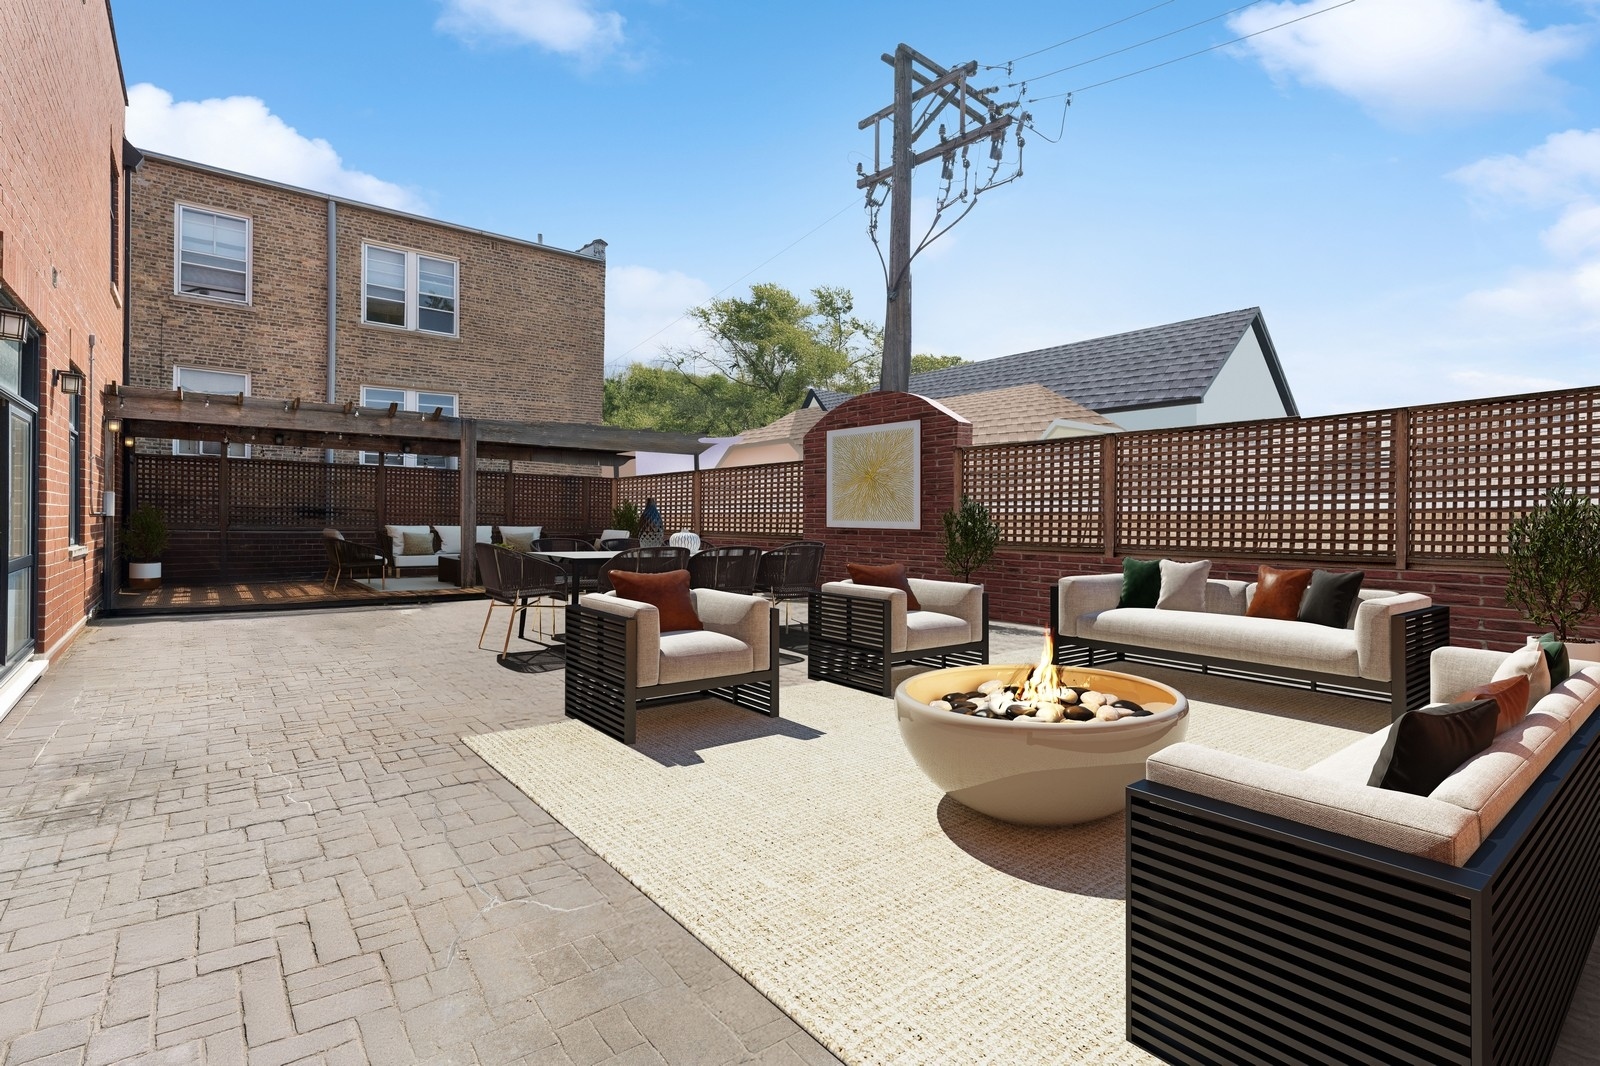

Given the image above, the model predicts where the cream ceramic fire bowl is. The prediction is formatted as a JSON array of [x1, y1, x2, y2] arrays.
[[895, 663, 1189, 826]]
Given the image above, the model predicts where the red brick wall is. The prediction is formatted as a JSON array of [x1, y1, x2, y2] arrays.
[[800, 393, 1570, 653], [0, 1, 126, 657]]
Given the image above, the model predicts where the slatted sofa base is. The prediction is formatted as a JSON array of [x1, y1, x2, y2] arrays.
[[806, 591, 990, 697], [563, 603, 780, 744], [1050, 602, 1450, 720], [1125, 695, 1600, 1066]]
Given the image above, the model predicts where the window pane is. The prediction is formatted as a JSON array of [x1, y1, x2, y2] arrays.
[[364, 247, 408, 326], [179, 208, 248, 301], [68, 394, 81, 546], [0, 339, 18, 398], [417, 257, 456, 334], [10, 412, 31, 561], [177, 368, 248, 396], [7, 571, 29, 661], [417, 393, 456, 416]]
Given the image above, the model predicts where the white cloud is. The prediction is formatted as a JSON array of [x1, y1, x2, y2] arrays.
[[436, 0, 624, 57], [605, 265, 713, 366], [1451, 129, 1600, 206], [1544, 202, 1600, 258], [127, 84, 424, 212], [1465, 261, 1600, 320], [1230, 0, 1587, 120], [1448, 368, 1576, 395]]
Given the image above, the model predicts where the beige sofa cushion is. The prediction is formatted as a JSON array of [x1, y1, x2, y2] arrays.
[[1430, 711, 1569, 840], [658, 630, 753, 686], [1081, 608, 1361, 676], [905, 611, 972, 652]]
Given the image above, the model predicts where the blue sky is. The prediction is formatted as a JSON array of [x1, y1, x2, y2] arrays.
[[116, 0, 1600, 415]]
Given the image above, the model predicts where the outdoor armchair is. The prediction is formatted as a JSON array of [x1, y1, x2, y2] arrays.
[[808, 577, 989, 697], [564, 586, 779, 744], [688, 545, 763, 595], [475, 543, 568, 656], [322, 528, 389, 589], [596, 546, 689, 592], [755, 540, 825, 633]]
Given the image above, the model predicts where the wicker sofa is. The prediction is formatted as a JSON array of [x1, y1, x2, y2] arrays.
[[1125, 649, 1600, 1066], [1051, 571, 1450, 717]]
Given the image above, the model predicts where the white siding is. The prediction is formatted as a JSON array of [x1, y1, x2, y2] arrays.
[[1194, 327, 1292, 423]]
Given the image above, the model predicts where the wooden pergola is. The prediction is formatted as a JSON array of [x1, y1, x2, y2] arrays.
[[105, 385, 711, 586]]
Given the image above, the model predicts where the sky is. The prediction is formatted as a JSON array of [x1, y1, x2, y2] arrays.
[[113, 0, 1600, 416]]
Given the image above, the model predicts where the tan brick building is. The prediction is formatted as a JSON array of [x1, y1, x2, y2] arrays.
[[0, 0, 128, 708], [126, 153, 606, 465]]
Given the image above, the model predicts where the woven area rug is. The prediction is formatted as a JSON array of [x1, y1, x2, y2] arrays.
[[465, 668, 1389, 1065]]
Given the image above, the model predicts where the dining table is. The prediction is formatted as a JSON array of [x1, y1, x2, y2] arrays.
[[527, 549, 618, 605]]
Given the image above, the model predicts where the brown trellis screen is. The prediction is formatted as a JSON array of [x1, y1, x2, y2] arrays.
[[135, 455, 221, 528], [1115, 411, 1397, 558], [1409, 388, 1600, 560], [960, 438, 1103, 549], [616, 472, 694, 532], [506, 473, 612, 532], [702, 462, 804, 538]]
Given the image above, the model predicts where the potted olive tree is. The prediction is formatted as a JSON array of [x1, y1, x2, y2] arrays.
[[940, 497, 1001, 582], [1504, 484, 1600, 660], [611, 500, 642, 537], [124, 504, 169, 589]]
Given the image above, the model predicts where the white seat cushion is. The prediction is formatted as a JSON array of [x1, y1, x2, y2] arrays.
[[905, 610, 972, 652], [1306, 726, 1394, 785], [657, 630, 754, 686], [384, 524, 432, 558], [1430, 711, 1569, 839], [1079, 608, 1361, 676], [434, 525, 493, 555]]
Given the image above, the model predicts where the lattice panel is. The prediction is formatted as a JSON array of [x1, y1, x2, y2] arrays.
[[505, 474, 613, 532], [227, 460, 378, 529], [1117, 412, 1396, 558], [701, 462, 803, 538], [133, 456, 220, 529], [617, 472, 694, 532], [1409, 388, 1600, 559], [383, 467, 460, 526], [475, 472, 507, 530], [962, 439, 1103, 549]]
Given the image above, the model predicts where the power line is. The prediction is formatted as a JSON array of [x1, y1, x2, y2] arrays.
[[1030, 0, 1359, 101], [607, 197, 861, 367], [1015, 1, 1264, 87], [986, 0, 1182, 69]]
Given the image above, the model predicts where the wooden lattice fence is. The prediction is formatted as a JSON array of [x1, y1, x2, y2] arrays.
[[701, 462, 804, 538]]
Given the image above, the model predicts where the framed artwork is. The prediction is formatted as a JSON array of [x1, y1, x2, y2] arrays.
[[826, 420, 921, 529]]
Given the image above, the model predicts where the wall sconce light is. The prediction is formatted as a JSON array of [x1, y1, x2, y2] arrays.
[[122, 435, 134, 448], [104, 417, 123, 435], [0, 311, 28, 342], [52, 369, 85, 395]]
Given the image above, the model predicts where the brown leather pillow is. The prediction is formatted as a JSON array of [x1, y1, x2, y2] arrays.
[[846, 562, 921, 611], [1454, 674, 1530, 734], [1245, 564, 1314, 620], [608, 570, 702, 633]]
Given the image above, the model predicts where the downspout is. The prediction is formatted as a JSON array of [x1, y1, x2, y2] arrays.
[[106, 146, 138, 610], [325, 199, 337, 465]]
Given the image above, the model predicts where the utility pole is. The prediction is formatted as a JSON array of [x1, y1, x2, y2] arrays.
[[858, 44, 1021, 393]]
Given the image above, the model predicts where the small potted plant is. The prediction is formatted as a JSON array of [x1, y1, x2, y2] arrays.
[[124, 503, 169, 589], [940, 496, 1001, 582], [612, 500, 642, 537], [1504, 484, 1600, 660]]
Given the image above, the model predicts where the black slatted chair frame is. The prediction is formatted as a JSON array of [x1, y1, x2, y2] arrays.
[[596, 546, 689, 592], [475, 543, 568, 656], [807, 590, 990, 697], [688, 545, 763, 596], [1125, 694, 1600, 1066], [324, 530, 389, 589], [564, 603, 780, 744]]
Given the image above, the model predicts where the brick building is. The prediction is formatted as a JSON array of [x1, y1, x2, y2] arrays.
[[126, 152, 607, 465], [0, 1, 128, 712]]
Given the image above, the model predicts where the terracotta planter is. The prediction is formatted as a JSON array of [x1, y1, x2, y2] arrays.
[[128, 561, 162, 590]]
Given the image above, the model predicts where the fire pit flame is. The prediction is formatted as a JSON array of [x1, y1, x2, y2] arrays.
[[1016, 629, 1065, 706], [925, 629, 1156, 724]]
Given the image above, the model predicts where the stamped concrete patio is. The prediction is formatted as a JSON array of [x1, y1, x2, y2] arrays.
[[0, 601, 1597, 1065]]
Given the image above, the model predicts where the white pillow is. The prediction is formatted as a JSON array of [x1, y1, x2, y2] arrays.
[[499, 525, 542, 543], [431, 526, 493, 554], [384, 524, 431, 558], [1156, 559, 1211, 612], [1491, 638, 1553, 712]]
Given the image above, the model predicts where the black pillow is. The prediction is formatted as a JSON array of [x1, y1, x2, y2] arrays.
[[1368, 698, 1498, 796], [1298, 569, 1365, 628], [1118, 558, 1161, 609]]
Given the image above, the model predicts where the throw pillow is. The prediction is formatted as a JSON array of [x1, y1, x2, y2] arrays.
[[1156, 559, 1211, 612], [1453, 674, 1531, 734], [1118, 558, 1161, 609], [502, 531, 536, 553], [1297, 570, 1366, 628], [401, 531, 435, 556], [608, 570, 703, 633], [1245, 565, 1314, 620], [846, 562, 921, 611], [1368, 698, 1499, 796], [1491, 638, 1553, 712], [1536, 632, 1572, 686]]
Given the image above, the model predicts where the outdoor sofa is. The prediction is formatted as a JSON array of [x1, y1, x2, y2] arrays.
[[1051, 569, 1450, 718], [1125, 648, 1600, 1066], [808, 577, 989, 697]]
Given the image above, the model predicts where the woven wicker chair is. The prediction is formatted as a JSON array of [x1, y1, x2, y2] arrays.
[[475, 543, 569, 655], [597, 546, 689, 592], [322, 528, 388, 589], [689, 545, 763, 595], [755, 540, 825, 631]]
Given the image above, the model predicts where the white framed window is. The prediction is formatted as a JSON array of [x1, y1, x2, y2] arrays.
[[175, 204, 251, 303], [173, 367, 249, 458], [358, 387, 458, 468], [362, 244, 457, 336]]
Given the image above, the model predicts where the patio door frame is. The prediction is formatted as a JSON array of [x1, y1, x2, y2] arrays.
[[0, 329, 39, 675]]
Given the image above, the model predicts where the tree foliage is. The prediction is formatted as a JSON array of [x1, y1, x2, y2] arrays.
[[910, 353, 968, 375], [941, 497, 1001, 582], [1504, 484, 1600, 641]]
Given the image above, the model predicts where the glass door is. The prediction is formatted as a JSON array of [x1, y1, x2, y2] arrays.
[[6, 407, 32, 664]]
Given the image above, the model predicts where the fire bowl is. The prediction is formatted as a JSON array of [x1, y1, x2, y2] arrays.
[[894, 663, 1189, 826]]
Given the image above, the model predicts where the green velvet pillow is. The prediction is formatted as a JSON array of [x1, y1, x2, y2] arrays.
[[1537, 632, 1572, 686], [1118, 558, 1161, 609]]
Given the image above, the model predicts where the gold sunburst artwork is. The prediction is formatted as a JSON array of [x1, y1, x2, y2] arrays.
[[827, 420, 921, 528]]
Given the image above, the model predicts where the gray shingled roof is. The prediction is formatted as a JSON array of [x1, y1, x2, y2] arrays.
[[811, 308, 1291, 414]]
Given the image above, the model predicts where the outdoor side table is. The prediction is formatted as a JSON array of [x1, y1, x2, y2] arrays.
[[437, 553, 461, 585]]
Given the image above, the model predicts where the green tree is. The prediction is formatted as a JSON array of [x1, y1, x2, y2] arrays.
[[941, 497, 1001, 581], [1504, 484, 1600, 641], [911, 353, 968, 374]]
